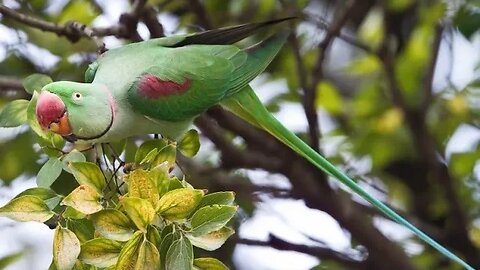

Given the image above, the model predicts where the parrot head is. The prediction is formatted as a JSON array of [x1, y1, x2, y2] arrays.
[[36, 81, 115, 142]]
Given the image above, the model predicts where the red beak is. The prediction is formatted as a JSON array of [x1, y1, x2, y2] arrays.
[[36, 91, 72, 136]]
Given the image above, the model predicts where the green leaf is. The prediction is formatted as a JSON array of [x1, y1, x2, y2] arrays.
[[126, 169, 160, 207], [165, 235, 193, 270], [91, 209, 135, 241], [157, 188, 204, 220], [0, 195, 54, 222], [121, 197, 155, 232], [79, 238, 123, 268], [61, 185, 103, 214], [190, 205, 237, 236], [315, 81, 343, 115], [36, 158, 63, 187], [0, 251, 25, 270], [187, 227, 234, 251], [66, 218, 94, 243], [53, 226, 81, 270], [57, 0, 99, 25], [69, 162, 106, 193], [196, 192, 235, 210], [135, 140, 167, 164], [450, 152, 480, 178], [136, 239, 161, 270], [63, 206, 86, 219], [22, 73, 52, 95], [160, 230, 181, 269], [116, 231, 143, 270], [153, 169, 184, 197], [358, 7, 384, 50], [152, 144, 177, 168], [140, 148, 159, 165], [194, 258, 229, 270], [454, 4, 480, 39], [179, 129, 201, 157], [14, 187, 62, 210], [0, 99, 29, 127], [62, 150, 86, 173], [146, 225, 161, 248]]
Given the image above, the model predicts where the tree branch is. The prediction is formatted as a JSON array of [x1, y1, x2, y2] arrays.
[[237, 234, 366, 269], [202, 107, 418, 270], [0, 76, 23, 91], [421, 24, 443, 110]]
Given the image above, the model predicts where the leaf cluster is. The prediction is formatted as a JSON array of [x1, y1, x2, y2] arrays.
[[0, 75, 235, 270]]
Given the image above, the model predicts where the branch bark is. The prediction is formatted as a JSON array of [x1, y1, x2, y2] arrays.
[[237, 234, 365, 269]]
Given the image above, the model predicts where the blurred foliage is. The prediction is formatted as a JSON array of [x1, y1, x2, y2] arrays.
[[0, 0, 479, 269]]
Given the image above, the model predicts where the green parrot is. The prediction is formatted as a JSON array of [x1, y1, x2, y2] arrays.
[[35, 19, 473, 269]]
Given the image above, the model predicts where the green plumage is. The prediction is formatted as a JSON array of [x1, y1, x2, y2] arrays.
[[39, 19, 473, 270]]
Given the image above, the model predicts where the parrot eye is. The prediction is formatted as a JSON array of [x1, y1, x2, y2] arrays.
[[72, 92, 82, 101]]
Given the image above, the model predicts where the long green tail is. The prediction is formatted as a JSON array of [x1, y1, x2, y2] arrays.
[[221, 86, 474, 270]]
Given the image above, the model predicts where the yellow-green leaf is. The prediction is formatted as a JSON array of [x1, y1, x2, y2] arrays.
[[63, 206, 86, 219], [66, 218, 94, 243], [61, 185, 102, 214], [157, 188, 204, 220], [179, 129, 200, 157], [53, 226, 81, 270], [196, 192, 235, 210], [140, 148, 159, 165], [125, 169, 159, 207], [152, 144, 177, 168], [187, 227, 234, 251], [79, 238, 123, 268], [146, 225, 161, 248], [62, 150, 86, 173], [57, 0, 99, 25], [135, 139, 167, 164], [0, 195, 54, 222], [315, 81, 343, 115], [22, 73, 52, 95], [0, 99, 29, 127], [14, 187, 61, 210], [121, 197, 155, 232], [69, 162, 106, 193], [36, 158, 63, 188], [190, 205, 237, 236], [136, 239, 160, 270], [194, 257, 229, 270], [116, 231, 143, 270], [91, 209, 135, 241]]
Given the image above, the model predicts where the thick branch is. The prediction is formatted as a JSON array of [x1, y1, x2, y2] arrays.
[[0, 76, 23, 91]]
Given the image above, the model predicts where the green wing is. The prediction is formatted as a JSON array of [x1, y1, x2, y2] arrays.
[[126, 31, 289, 122], [126, 45, 247, 121]]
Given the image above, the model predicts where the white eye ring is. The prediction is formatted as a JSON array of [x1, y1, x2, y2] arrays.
[[72, 92, 82, 100]]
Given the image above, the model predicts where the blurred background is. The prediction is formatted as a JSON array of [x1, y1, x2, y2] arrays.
[[0, 0, 479, 269]]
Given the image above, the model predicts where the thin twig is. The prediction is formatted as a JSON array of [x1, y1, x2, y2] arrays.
[[237, 234, 364, 269], [421, 24, 443, 109]]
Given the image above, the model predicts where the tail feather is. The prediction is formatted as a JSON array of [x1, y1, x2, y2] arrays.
[[221, 86, 474, 270], [171, 17, 295, 47]]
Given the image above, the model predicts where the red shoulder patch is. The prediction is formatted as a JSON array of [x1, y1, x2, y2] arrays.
[[138, 74, 191, 98]]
